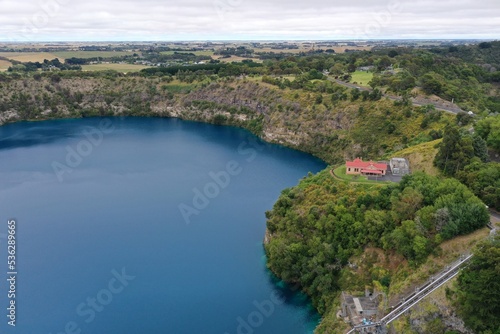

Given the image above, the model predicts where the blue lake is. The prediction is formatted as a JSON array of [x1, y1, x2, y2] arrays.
[[0, 117, 326, 334]]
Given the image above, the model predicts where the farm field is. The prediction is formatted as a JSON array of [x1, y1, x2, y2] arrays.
[[161, 50, 214, 56], [214, 55, 262, 63], [0, 52, 62, 62], [256, 46, 372, 54], [53, 51, 137, 59], [0, 59, 12, 71], [81, 63, 150, 72]]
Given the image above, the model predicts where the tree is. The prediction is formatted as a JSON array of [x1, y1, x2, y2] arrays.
[[478, 42, 492, 49], [476, 116, 500, 152], [388, 50, 399, 58], [457, 162, 500, 210], [392, 187, 424, 221], [350, 88, 360, 101], [315, 94, 323, 104], [421, 73, 443, 95], [454, 236, 500, 333], [329, 63, 346, 76], [376, 56, 392, 71], [434, 125, 474, 176], [472, 134, 490, 163], [456, 111, 473, 126], [486, 119, 500, 151]]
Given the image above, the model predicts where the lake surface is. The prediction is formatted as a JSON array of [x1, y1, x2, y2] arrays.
[[0, 117, 325, 334]]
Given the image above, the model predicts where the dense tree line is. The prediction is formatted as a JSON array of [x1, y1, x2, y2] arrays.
[[452, 236, 500, 334], [434, 117, 500, 210], [265, 170, 489, 316], [8, 58, 81, 72], [140, 61, 264, 77]]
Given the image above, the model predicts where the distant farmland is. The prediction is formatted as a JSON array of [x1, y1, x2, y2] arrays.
[[0, 51, 137, 63], [160, 50, 214, 56], [0, 59, 12, 71], [0, 52, 62, 62], [256, 46, 372, 54], [53, 51, 137, 59], [81, 63, 150, 72], [215, 55, 262, 63]]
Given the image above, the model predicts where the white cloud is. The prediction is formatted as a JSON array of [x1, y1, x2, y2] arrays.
[[0, 0, 498, 41]]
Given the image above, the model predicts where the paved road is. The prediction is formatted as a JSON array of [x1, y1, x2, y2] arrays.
[[490, 209, 500, 222], [328, 77, 463, 115]]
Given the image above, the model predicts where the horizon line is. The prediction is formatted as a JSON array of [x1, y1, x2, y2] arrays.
[[1, 38, 498, 43]]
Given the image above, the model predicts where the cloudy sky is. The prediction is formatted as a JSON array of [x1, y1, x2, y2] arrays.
[[0, 0, 498, 41]]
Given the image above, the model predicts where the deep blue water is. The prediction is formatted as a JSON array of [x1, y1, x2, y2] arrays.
[[0, 117, 326, 334]]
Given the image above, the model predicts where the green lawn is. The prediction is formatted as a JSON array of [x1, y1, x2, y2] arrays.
[[54, 51, 136, 59], [160, 83, 195, 94], [351, 71, 374, 87], [81, 63, 150, 72]]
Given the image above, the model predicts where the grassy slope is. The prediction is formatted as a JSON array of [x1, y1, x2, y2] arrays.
[[390, 139, 442, 176]]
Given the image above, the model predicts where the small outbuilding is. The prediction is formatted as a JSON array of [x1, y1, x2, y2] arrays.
[[389, 158, 410, 175]]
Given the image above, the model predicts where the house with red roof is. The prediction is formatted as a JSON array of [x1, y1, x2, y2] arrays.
[[346, 158, 387, 176]]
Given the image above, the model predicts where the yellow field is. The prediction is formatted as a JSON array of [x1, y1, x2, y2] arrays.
[[81, 63, 150, 72], [0, 59, 12, 71], [54, 51, 136, 59], [0, 52, 62, 62]]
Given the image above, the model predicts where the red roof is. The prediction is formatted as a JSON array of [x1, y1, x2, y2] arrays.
[[346, 158, 387, 171]]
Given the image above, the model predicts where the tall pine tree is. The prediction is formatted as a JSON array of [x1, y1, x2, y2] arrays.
[[434, 125, 474, 176]]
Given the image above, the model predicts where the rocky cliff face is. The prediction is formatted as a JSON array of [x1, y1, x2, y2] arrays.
[[389, 295, 473, 334], [0, 76, 450, 165]]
